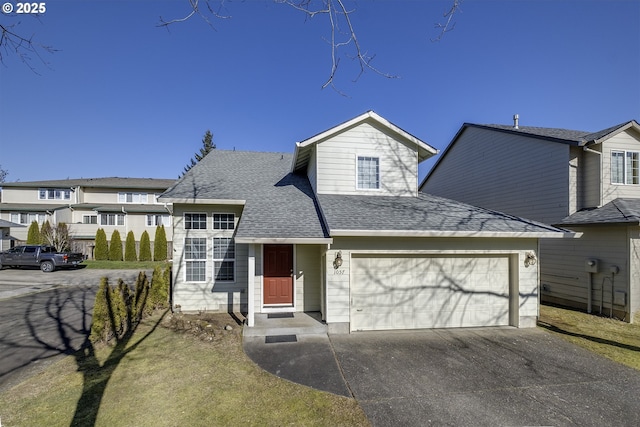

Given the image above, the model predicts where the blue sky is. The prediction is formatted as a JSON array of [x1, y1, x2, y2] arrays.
[[1, 0, 638, 183]]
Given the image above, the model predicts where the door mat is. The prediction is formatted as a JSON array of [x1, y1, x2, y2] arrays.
[[265, 334, 298, 344], [267, 313, 294, 319]]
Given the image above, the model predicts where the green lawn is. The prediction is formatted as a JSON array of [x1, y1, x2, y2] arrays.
[[539, 304, 640, 370], [82, 260, 171, 270], [0, 312, 369, 427]]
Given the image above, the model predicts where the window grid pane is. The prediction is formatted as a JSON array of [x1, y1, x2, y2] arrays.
[[213, 238, 235, 281], [185, 238, 207, 260], [626, 152, 639, 184], [213, 213, 235, 230], [214, 261, 234, 281], [185, 213, 207, 229], [186, 261, 206, 282], [357, 156, 380, 189]]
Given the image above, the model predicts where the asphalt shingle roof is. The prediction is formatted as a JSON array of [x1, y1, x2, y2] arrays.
[[557, 198, 640, 226], [318, 193, 564, 234], [161, 151, 329, 240], [1, 177, 175, 189]]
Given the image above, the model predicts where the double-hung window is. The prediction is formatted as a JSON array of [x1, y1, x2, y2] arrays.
[[100, 213, 125, 226], [612, 150, 639, 184], [357, 156, 380, 190], [118, 192, 148, 204], [213, 237, 235, 282], [185, 238, 207, 282], [184, 213, 207, 229], [213, 213, 234, 230], [39, 188, 71, 200], [147, 214, 170, 227]]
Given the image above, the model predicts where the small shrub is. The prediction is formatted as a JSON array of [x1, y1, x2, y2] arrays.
[[139, 231, 152, 262], [154, 225, 167, 261], [148, 266, 170, 312], [109, 230, 123, 261], [95, 229, 109, 261], [125, 231, 137, 262], [90, 278, 112, 342]]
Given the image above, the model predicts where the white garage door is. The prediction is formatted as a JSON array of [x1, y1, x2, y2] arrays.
[[351, 255, 511, 331]]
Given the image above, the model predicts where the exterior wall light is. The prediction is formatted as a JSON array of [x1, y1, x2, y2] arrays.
[[333, 251, 343, 269], [524, 251, 537, 267]]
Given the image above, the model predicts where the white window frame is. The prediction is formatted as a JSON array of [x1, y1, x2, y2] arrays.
[[100, 213, 125, 226], [146, 214, 170, 227], [213, 237, 235, 282], [10, 212, 47, 225], [184, 212, 207, 230], [82, 214, 98, 225], [213, 213, 235, 230], [118, 192, 149, 204], [611, 150, 640, 185], [184, 237, 207, 282], [38, 188, 71, 200], [356, 155, 381, 190]]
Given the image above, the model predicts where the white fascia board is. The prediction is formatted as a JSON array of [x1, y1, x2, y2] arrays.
[[329, 229, 578, 239], [157, 198, 246, 205], [235, 237, 333, 244]]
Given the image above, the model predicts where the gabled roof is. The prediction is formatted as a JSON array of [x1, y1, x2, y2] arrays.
[[291, 111, 438, 173], [160, 150, 331, 243], [1, 177, 176, 190], [0, 219, 24, 228], [317, 193, 568, 238], [556, 198, 640, 226], [421, 119, 640, 189]]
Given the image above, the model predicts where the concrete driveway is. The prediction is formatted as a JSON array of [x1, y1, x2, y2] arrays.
[[246, 327, 640, 426]]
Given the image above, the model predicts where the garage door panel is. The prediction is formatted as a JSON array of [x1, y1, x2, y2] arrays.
[[351, 255, 511, 331]]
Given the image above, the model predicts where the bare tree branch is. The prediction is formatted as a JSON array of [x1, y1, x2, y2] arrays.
[[432, 0, 462, 42], [158, 0, 230, 31], [0, 19, 57, 74]]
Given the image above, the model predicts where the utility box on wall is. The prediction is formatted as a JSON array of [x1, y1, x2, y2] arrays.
[[585, 259, 599, 273]]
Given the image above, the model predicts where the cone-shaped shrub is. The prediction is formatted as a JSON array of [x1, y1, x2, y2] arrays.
[[153, 225, 167, 261], [90, 277, 112, 342], [133, 271, 151, 320], [124, 231, 137, 262], [26, 221, 41, 244], [139, 231, 152, 262], [40, 221, 52, 246], [95, 228, 109, 260], [109, 230, 123, 261], [148, 266, 170, 313]]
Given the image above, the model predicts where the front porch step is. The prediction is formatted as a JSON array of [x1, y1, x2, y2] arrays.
[[244, 312, 327, 337]]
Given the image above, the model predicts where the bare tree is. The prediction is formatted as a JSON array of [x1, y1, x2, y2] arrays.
[[432, 0, 462, 42], [41, 221, 72, 252], [0, 17, 57, 73], [0, 165, 7, 183]]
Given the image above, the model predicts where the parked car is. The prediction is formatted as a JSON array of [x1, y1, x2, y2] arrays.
[[0, 245, 84, 272]]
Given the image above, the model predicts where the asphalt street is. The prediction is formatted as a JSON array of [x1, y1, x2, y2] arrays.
[[0, 268, 149, 392]]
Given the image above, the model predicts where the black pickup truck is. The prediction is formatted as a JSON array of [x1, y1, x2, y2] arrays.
[[0, 245, 84, 272]]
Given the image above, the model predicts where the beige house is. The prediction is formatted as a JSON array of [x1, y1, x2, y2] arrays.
[[421, 118, 640, 322], [160, 112, 568, 333], [0, 177, 175, 257]]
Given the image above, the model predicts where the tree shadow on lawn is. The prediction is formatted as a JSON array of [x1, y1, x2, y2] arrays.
[[537, 320, 640, 353]]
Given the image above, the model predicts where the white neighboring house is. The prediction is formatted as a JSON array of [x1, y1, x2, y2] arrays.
[[421, 117, 640, 322], [0, 177, 175, 257], [160, 111, 570, 333]]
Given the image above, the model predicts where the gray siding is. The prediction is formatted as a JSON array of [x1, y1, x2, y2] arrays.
[[540, 226, 632, 320], [601, 132, 640, 204], [581, 145, 602, 208], [307, 148, 318, 194], [630, 226, 640, 322], [315, 122, 418, 196], [424, 127, 571, 224]]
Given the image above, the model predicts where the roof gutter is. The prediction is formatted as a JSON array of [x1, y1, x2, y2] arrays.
[[329, 229, 578, 239], [234, 237, 333, 244]]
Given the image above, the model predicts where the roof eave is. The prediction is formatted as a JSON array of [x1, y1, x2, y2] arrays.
[[329, 229, 574, 238], [158, 198, 246, 205], [234, 237, 333, 244]]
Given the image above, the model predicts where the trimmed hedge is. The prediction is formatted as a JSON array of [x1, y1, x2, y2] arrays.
[[125, 231, 137, 262], [109, 230, 123, 261], [95, 228, 109, 260], [139, 231, 152, 262]]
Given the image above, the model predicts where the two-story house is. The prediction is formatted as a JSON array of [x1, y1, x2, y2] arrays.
[[0, 177, 175, 257], [160, 111, 568, 333], [421, 117, 640, 322]]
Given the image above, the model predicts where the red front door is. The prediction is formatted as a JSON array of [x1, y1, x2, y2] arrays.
[[263, 244, 293, 305]]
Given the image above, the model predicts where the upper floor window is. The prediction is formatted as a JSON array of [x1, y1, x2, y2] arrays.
[[100, 213, 125, 226], [118, 192, 148, 204], [213, 213, 235, 230], [357, 156, 380, 190], [39, 188, 70, 200], [147, 214, 170, 227], [184, 213, 207, 229], [11, 212, 47, 225], [83, 215, 98, 224], [612, 150, 639, 184]]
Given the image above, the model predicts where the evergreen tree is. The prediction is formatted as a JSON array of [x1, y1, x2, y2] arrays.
[[139, 230, 152, 262], [27, 221, 41, 244], [182, 129, 215, 176], [153, 225, 167, 262], [40, 221, 52, 245], [95, 228, 109, 260], [109, 230, 123, 261], [124, 231, 137, 261]]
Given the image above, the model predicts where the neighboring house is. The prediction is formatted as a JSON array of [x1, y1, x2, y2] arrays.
[[160, 111, 568, 333], [0, 177, 175, 257], [0, 219, 24, 251], [421, 117, 640, 322]]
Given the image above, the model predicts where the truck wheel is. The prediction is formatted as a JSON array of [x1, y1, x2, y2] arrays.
[[40, 261, 55, 273]]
